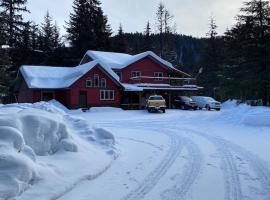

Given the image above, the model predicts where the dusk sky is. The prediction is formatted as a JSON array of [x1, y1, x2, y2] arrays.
[[25, 0, 245, 37]]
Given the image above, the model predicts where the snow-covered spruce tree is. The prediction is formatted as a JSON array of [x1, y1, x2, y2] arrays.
[[66, 0, 111, 55], [0, 0, 29, 47]]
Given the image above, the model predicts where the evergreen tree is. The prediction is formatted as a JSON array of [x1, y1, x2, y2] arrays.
[[94, 7, 112, 50], [0, 12, 7, 45], [39, 11, 61, 51], [223, 0, 270, 104], [66, 0, 111, 55], [113, 24, 128, 53], [0, 48, 12, 97], [0, 0, 29, 47], [198, 15, 222, 98], [143, 21, 152, 51]]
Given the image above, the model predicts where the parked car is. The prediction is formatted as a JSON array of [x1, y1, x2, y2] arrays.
[[146, 95, 166, 113], [173, 96, 197, 110], [191, 96, 221, 111]]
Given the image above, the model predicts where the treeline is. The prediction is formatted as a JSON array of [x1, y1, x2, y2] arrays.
[[0, 0, 269, 105]]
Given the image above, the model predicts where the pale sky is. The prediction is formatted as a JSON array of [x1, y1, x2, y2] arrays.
[[25, 0, 245, 37]]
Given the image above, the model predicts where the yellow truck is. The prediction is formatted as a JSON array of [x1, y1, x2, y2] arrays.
[[146, 95, 166, 113]]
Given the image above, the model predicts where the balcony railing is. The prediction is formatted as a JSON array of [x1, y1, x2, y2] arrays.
[[130, 76, 197, 87]]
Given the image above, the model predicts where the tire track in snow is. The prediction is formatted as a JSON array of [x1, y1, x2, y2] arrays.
[[106, 123, 203, 200], [121, 129, 184, 200], [218, 138, 270, 200], [161, 135, 203, 200], [177, 127, 270, 200]]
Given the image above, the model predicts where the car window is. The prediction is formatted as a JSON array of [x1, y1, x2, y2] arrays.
[[203, 97, 215, 101], [149, 96, 163, 100], [181, 96, 191, 101]]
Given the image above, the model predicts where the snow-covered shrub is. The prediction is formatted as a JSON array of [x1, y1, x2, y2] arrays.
[[0, 126, 37, 199]]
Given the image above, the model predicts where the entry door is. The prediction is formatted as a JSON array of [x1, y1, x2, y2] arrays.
[[79, 91, 87, 108]]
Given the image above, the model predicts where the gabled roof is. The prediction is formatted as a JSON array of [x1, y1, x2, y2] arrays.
[[20, 60, 120, 89], [82, 50, 191, 77]]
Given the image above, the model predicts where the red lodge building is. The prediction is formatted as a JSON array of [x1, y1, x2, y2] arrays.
[[14, 50, 202, 109]]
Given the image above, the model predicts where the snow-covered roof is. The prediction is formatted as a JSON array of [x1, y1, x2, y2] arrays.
[[83, 50, 191, 77], [20, 60, 120, 89]]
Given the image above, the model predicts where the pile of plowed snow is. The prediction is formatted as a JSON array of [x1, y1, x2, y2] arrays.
[[0, 101, 115, 199], [221, 100, 270, 126]]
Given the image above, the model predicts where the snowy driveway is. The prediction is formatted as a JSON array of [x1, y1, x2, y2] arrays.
[[57, 105, 270, 200]]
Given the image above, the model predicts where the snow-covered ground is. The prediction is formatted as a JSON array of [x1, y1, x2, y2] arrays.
[[1, 100, 270, 200]]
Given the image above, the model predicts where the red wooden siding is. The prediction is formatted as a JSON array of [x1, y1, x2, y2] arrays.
[[120, 56, 170, 84], [69, 65, 121, 108], [18, 79, 34, 103]]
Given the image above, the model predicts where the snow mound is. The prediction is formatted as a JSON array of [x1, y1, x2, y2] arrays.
[[0, 108, 78, 156], [90, 107, 123, 113], [221, 100, 270, 126], [65, 115, 115, 148], [0, 126, 37, 199]]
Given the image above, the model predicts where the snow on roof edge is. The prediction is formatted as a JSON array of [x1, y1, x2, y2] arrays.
[[19, 60, 120, 89]]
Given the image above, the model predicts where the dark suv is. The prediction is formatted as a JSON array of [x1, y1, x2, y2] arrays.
[[173, 96, 197, 110]]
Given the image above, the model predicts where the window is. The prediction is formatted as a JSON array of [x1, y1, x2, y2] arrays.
[[154, 72, 163, 81], [100, 90, 114, 100], [94, 74, 99, 87], [100, 78, 106, 88], [86, 78, 92, 87], [131, 71, 141, 79], [116, 72, 122, 80]]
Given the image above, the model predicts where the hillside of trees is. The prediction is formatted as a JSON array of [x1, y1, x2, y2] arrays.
[[0, 0, 269, 105]]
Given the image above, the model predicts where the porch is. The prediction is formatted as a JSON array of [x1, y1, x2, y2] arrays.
[[120, 86, 201, 110]]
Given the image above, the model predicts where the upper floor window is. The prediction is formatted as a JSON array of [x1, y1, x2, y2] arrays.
[[116, 72, 122, 80], [86, 78, 92, 87], [154, 72, 163, 81], [100, 78, 106, 88], [131, 71, 141, 79], [94, 74, 99, 87]]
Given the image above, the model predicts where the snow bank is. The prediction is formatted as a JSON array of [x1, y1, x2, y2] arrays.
[[0, 103, 78, 198], [0, 100, 116, 199], [0, 126, 37, 199], [0, 108, 78, 156], [221, 100, 270, 126]]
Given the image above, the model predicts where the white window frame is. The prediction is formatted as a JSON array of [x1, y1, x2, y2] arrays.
[[100, 78, 107, 88], [154, 72, 164, 81], [100, 90, 115, 101], [93, 74, 99, 88], [131, 71, 141, 79], [86, 78, 92, 88]]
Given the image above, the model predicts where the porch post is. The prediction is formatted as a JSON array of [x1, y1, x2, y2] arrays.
[[168, 92, 172, 109], [139, 92, 142, 109]]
